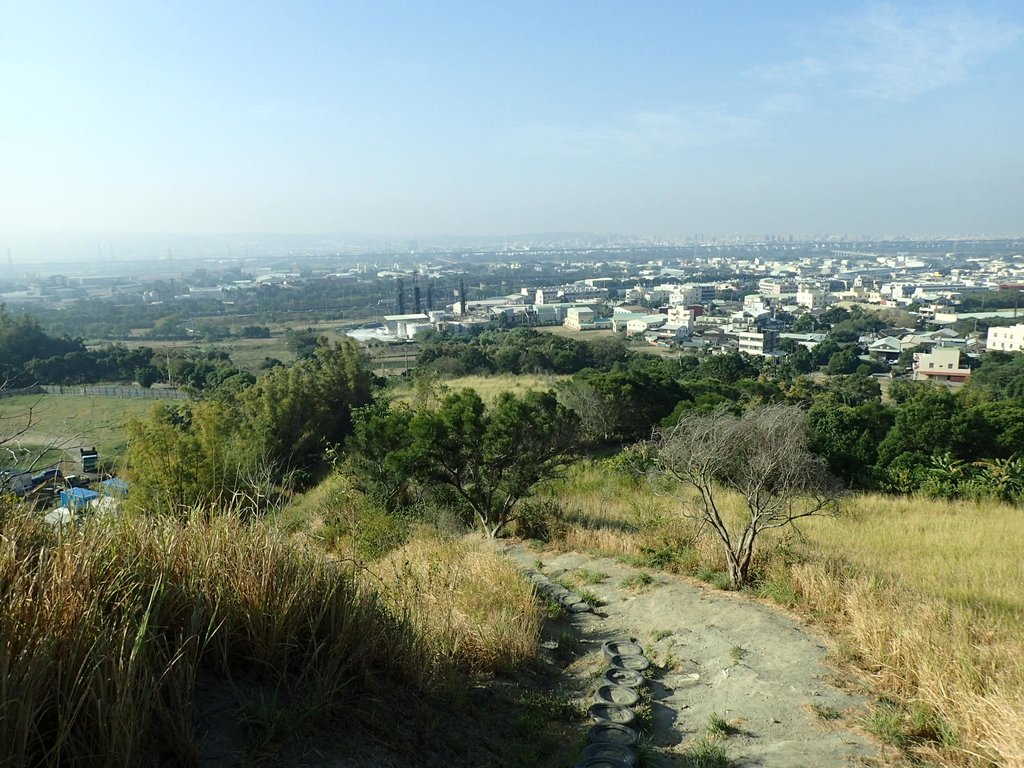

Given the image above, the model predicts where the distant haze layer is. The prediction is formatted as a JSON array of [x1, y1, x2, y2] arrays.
[[2, 2, 1022, 244]]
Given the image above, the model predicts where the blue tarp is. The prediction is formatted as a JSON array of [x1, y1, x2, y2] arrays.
[[59, 488, 99, 510], [100, 478, 129, 497]]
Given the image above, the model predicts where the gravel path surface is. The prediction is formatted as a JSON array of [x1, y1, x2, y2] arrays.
[[504, 544, 883, 767]]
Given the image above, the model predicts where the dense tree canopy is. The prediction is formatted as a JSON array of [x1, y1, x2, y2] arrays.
[[0, 306, 84, 382], [346, 388, 577, 537], [415, 328, 627, 377], [126, 337, 373, 513]]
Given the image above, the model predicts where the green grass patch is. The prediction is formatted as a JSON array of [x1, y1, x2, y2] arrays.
[[618, 543, 699, 572], [752, 576, 801, 607], [573, 567, 608, 584], [811, 703, 842, 722], [863, 699, 908, 748], [697, 568, 733, 590], [678, 735, 734, 767], [618, 572, 656, 590], [0, 393, 153, 468], [706, 712, 740, 737]]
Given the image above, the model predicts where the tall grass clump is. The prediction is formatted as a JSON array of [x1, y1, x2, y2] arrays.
[[275, 471, 419, 560], [369, 537, 542, 687], [543, 460, 720, 574], [0, 503, 425, 768]]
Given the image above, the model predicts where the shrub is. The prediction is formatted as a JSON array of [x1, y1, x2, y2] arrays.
[[509, 498, 565, 542]]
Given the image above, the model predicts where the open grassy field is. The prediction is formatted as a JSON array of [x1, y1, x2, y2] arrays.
[[117, 335, 299, 373], [116, 318, 374, 371], [543, 461, 1024, 766], [0, 393, 155, 468], [535, 324, 617, 341], [804, 493, 1024, 621], [388, 373, 567, 404], [116, 322, 405, 374]]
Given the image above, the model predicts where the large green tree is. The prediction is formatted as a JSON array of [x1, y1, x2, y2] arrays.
[[808, 399, 893, 487], [414, 389, 577, 536], [237, 338, 373, 480], [347, 389, 577, 537], [346, 402, 419, 512]]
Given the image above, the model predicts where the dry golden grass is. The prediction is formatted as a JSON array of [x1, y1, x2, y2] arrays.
[[802, 494, 1024, 620], [793, 494, 1024, 767], [544, 461, 730, 571], [789, 565, 1024, 765], [0, 503, 416, 767], [548, 461, 1024, 767], [278, 471, 543, 684], [368, 536, 541, 682], [1, 452, 549, 768]]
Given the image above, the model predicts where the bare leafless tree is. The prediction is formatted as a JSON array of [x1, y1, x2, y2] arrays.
[[556, 381, 623, 445], [651, 404, 840, 588]]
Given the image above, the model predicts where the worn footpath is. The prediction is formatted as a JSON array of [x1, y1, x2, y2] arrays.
[[504, 543, 884, 767]]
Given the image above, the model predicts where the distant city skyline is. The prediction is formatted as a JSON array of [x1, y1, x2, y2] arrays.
[[2, 2, 1022, 246]]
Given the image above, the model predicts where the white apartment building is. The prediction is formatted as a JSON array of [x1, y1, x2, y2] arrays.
[[986, 324, 1024, 352], [564, 306, 595, 330], [651, 283, 715, 306], [665, 306, 695, 333], [625, 315, 667, 336], [795, 284, 830, 310], [758, 279, 796, 297]]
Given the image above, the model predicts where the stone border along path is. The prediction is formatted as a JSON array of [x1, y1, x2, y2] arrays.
[[510, 546, 882, 768], [524, 568, 648, 767]]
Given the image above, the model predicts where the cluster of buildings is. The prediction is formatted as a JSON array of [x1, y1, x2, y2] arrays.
[[6, 240, 1024, 389], [368, 247, 1024, 388]]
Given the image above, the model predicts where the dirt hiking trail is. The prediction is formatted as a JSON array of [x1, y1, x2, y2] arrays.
[[504, 543, 884, 767]]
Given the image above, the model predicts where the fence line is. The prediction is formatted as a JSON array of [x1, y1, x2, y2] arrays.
[[40, 385, 188, 400], [0, 385, 44, 399]]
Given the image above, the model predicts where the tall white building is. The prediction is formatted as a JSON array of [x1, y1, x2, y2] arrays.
[[986, 324, 1024, 352]]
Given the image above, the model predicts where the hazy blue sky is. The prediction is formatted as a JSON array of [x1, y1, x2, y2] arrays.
[[2, 1, 1022, 241]]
